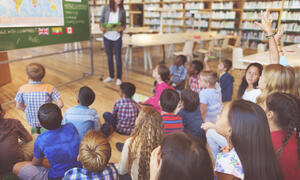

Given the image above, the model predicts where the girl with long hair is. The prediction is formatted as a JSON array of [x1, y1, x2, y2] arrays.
[[294, 66, 300, 98], [214, 100, 283, 180], [118, 107, 164, 180], [236, 63, 263, 103], [265, 92, 300, 179], [257, 64, 295, 105], [150, 132, 214, 180]]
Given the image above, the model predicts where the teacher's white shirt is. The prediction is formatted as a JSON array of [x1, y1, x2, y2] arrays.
[[104, 8, 120, 41]]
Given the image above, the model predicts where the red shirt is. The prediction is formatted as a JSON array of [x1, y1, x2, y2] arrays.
[[162, 113, 184, 135], [271, 130, 300, 180]]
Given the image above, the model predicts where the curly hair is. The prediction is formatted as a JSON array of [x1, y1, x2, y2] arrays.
[[128, 107, 164, 180]]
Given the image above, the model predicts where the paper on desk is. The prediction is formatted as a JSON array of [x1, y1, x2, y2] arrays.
[[133, 93, 148, 103]]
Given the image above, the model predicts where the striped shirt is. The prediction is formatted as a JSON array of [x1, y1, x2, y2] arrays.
[[15, 81, 60, 127], [189, 74, 201, 93], [63, 163, 118, 180], [162, 113, 184, 135]]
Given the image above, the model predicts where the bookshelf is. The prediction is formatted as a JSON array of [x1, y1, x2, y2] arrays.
[[88, 0, 300, 47]]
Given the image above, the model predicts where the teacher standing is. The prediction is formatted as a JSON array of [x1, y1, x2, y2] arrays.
[[100, 0, 126, 86]]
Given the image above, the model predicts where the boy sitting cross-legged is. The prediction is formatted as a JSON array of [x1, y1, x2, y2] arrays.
[[13, 103, 81, 180], [102, 82, 140, 136]]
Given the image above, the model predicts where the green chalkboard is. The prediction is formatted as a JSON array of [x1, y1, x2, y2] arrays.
[[0, 0, 90, 51]]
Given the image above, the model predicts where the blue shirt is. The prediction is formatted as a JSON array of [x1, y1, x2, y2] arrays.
[[199, 86, 223, 123], [170, 65, 187, 83], [63, 163, 118, 180], [63, 105, 100, 140], [220, 72, 234, 102], [178, 106, 205, 141], [34, 123, 81, 180]]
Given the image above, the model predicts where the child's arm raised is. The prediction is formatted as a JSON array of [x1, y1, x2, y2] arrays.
[[204, 53, 211, 71], [55, 98, 64, 109]]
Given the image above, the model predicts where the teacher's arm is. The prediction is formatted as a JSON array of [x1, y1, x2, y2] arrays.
[[100, 6, 107, 32], [118, 9, 127, 32]]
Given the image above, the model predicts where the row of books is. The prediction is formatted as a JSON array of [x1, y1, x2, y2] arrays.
[[283, 35, 300, 43], [211, 11, 236, 20], [281, 23, 300, 32], [284, 0, 300, 9], [241, 21, 277, 31], [163, 19, 184, 26], [281, 12, 300, 21], [211, 2, 233, 10], [144, 11, 160, 18], [244, 1, 282, 10], [163, 3, 183, 9], [144, 0, 160, 3], [210, 21, 235, 29], [242, 12, 279, 21], [242, 32, 265, 41], [144, 4, 160, 10], [185, 2, 204, 10], [186, 19, 208, 27]]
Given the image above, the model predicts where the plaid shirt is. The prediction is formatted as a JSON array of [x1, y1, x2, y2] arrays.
[[189, 74, 201, 93], [63, 163, 118, 180], [15, 81, 60, 127], [113, 97, 140, 134]]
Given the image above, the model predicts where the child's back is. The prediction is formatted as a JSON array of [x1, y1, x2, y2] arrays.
[[63, 86, 100, 139], [15, 63, 62, 128], [218, 59, 234, 102]]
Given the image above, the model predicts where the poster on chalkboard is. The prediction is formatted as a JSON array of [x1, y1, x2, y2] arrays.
[[0, 0, 90, 51]]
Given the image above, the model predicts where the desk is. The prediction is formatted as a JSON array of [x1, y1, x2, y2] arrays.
[[240, 44, 300, 67], [125, 32, 235, 70]]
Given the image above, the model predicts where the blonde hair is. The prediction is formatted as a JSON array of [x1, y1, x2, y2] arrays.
[[200, 70, 218, 86], [26, 63, 45, 81], [294, 66, 300, 98], [128, 107, 164, 180], [79, 130, 111, 172], [257, 64, 295, 105]]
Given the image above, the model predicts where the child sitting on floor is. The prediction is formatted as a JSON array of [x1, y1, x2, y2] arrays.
[[13, 103, 81, 180], [63, 131, 118, 179], [177, 89, 205, 141], [187, 60, 203, 93], [145, 64, 174, 112], [199, 71, 222, 123], [0, 104, 35, 177], [169, 55, 187, 91], [63, 86, 100, 140], [160, 89, 184, 135], [15, 63, 64, 134], [102, 82, 140, 136]]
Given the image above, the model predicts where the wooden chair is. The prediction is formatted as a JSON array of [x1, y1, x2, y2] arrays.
[[232, 47, 248, 70], [228, 36, 241, 49], [213, 37, 229, 61], [197, 40, 214, 57], [173, 40, 195, 61]]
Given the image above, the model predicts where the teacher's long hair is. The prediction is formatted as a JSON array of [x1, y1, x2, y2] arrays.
[[109, 0, 124, 12]]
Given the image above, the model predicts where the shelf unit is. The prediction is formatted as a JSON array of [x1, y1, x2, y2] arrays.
[[88, 0, 300, 46]]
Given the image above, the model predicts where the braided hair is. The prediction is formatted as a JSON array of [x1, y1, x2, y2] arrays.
[[266, 92, 300, 168]]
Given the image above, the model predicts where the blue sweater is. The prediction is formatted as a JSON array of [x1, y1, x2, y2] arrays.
[[178, 106, 206, 142], [220, 72, 234, 102]]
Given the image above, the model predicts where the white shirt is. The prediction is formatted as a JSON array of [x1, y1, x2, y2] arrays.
[[242, 88, 261, 103], [104, 8, 121, 41]]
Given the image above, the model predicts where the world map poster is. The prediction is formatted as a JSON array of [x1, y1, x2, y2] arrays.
[[0, 0, 64, 27]]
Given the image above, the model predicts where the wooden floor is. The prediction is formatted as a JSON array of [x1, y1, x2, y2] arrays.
[[0, 40, 244, 162]]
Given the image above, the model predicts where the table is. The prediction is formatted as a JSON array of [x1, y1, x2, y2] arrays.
[[239, 44, 300, 67], [125, 32, 235, 71]]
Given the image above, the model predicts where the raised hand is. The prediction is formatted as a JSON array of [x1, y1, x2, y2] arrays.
[[254, 9, 273, 35]]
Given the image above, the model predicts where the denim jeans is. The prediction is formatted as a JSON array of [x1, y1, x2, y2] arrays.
[[103, 37, 122, 79], [206, 129, 228, 161]]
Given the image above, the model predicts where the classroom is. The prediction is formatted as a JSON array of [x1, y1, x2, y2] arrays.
[[0, 0, 299, 179]]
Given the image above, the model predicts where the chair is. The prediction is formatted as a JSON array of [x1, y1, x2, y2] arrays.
[[197, 40, 214, 58], [227, 36, 241, 49], [213, 37, 229, 60], [257, 43, 266, 53], [173, 40, 195, 61], [232, 47, 248, 70]]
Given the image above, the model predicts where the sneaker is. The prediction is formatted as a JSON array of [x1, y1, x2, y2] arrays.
[[116, 142, 124, 152], [103, 77, 114, 83], [116, 79, 122, 86]]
